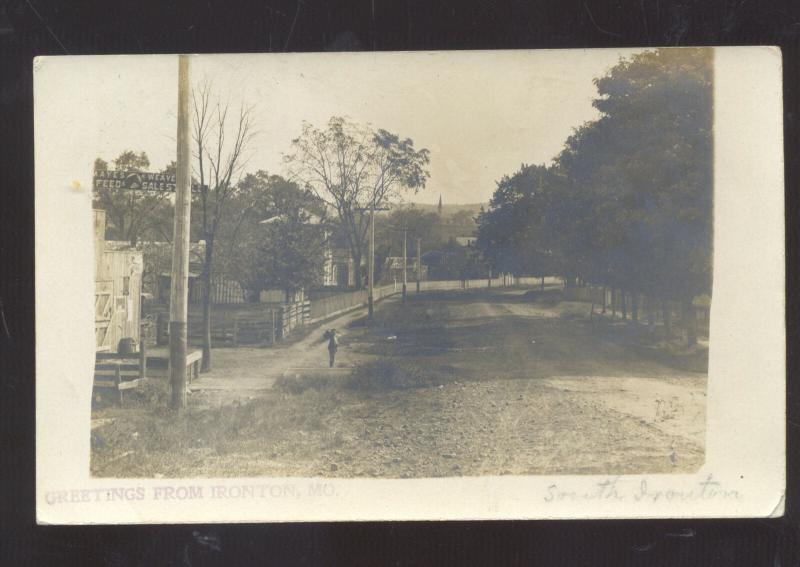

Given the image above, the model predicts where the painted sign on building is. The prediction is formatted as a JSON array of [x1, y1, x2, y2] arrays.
[[93, 170, 205, 193]]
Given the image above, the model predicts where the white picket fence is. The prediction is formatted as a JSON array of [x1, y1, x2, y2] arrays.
[[306, 275, 562, 323]]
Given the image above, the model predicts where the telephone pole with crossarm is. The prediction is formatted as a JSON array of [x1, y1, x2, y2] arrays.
[[169, 54, 192, 410]]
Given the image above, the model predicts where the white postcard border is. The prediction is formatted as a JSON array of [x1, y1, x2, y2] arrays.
[[34, 47, 785, 524]]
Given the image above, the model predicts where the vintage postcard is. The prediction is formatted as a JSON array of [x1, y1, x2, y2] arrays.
[[35, 47, 785, 524]]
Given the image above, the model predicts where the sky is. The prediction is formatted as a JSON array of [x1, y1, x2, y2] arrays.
[[42, 49, 643, 205]]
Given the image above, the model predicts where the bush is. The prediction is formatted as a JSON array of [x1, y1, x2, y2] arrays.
[[343, 359, 445, 392], [275, 371, 337, 394]]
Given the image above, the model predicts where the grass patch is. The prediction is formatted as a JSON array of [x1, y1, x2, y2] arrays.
[[343, 359, 451, 392], [275, 371, 341, 394], [275, 359, 454, 395], [372, 300, 450, 331], [347, 298, 456, 356], [346, 294, 457, 337], [523, 289, 563, 306]]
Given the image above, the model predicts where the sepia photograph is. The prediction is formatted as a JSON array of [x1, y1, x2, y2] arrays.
[[34, 47, 785, 523], [85, 48, 711, 479]]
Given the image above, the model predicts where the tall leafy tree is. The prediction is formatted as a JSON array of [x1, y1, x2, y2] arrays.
[[246, 216, 327, 302], [284, 117, 430, 289], [562, 48, 713, 328], [216, 170, 327, 301], [476, 164, 559, 283], [477, 48, 713, 344]]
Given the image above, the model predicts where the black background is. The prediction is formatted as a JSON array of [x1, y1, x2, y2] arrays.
[[1, 0, 797, 565]]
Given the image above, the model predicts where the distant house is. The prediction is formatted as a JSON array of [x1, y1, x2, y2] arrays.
[[381, 256, 427, 283], [320, 224, 362, 288], [421, 249, 448, 270], [323, 246, 356, 287], [259, 208, 325, 226], [454, 236, 477, 247]]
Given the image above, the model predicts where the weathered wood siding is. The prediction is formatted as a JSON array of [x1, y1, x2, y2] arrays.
[[94, 211, 143, 352]]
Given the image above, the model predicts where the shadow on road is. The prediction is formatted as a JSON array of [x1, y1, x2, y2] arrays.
[[348, 288, 708, 380]]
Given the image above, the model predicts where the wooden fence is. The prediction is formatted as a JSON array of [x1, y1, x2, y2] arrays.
[[412, 275, 559, 292], [308, 284, 398, 322], [281, 300, 312, 336], [308, 276, 562, 320], [189, 276, 246, 305], [562, 285, 710, 335], [234, 318, 278, 344], [154, 304, 281, 347], [153, 276, 571, 348], [190, 274, 558, 307]]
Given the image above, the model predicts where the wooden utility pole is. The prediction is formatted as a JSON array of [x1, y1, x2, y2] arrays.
[[169, 54, 191, 410], [402, 228, 408, 303], [368, 202, 375, 318], [358, 202, 389, 319], [415, 237, 421, 293]]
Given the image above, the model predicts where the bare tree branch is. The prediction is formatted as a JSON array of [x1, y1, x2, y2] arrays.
[[190, 82, 257, 370]]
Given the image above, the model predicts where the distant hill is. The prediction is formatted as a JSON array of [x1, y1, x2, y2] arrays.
[[399, 202, 486, 218], [391, 202, 486, 242]]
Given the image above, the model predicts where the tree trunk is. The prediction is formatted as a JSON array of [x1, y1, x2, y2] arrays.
[[662, 300, 671, 338], [541, 276, 545, 291], [352, 250, 363, 289], [601, 286, 607, 314], [201, 242, 214, 372], [646, 295, 655, 328], [632, 293, 639, 322], [683, 299, 698, 347], [611, 287, 616, 316], [621, 288, 627, 320], [244, 287, 260, 303]]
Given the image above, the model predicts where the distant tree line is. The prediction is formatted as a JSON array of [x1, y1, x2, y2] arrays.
[[476, 48, 713, 336]]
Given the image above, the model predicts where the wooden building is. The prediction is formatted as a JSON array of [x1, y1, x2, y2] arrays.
[[381, 256, 427, 284], [93, 210, 143, 352], [323, 246, 357, 288]]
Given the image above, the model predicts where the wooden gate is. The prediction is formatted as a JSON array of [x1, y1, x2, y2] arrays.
[[95, 280, 114, 351]]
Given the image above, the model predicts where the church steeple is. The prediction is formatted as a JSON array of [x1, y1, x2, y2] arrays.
[[437, 194, 443, 216]]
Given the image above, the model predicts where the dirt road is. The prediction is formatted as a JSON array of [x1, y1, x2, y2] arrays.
[[92, 288, 707, 477], [186, 298, 393, 398]]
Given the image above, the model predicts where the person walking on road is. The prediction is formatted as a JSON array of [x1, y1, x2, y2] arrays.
[[324, 328, 339, 368]]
